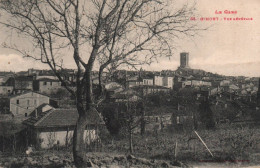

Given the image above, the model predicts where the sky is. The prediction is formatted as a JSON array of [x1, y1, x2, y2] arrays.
[[0, 0, 259, 77]]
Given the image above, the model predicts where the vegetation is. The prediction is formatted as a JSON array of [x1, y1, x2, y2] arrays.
[[101, 124, 260, 162]]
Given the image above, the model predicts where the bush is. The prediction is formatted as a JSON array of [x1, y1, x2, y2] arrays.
[[219, 126, 258, 160]]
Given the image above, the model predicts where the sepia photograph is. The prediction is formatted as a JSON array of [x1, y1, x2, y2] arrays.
[[0, 0, 259, 167]]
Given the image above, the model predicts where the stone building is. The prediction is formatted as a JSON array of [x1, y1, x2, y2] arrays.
[[180, 52, 190, 69], [33, 78, 62, 94], [9, 91, 49, 118]]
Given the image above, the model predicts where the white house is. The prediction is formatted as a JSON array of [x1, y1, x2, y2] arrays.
[[154, 75, 163, 86], [23, 108, 104, 148], [9, 91, 49, 117]]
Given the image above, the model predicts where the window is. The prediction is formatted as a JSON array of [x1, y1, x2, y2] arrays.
[[43, 81, 47, 85], [50, 82, 52, 86], [177, 116, 180, 124], [16, 99, 19, 104], [27, 100, 30, 106], [25, 113, 27, 117]]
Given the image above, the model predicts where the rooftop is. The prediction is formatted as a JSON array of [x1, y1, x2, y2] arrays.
[[23, 108, 104, 128]]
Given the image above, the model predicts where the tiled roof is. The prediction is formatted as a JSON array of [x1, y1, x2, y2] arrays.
[[15, 76, 34, 81], [23, 108, 104, 128], [132, 85, 169, 89], [36, 78, 60, 82], [9, 91, 49, 98]]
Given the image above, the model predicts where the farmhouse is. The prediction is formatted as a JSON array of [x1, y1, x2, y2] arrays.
[[5, 76, 34, 93], [23, 108, 104, 149], [33, 78, 62, 94], [9, 91, 49, 118]]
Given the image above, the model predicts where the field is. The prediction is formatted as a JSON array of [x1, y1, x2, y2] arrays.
[[1, 124, 260, 167], [101, 124, 260, 166]]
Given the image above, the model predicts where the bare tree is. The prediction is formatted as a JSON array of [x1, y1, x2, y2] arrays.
[[0, 0, 204, 166]]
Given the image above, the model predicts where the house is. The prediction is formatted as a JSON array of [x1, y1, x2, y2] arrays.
[[141, 76, 153, 86], [0, 71, 14, 85], [5, 76, 34, 93], [132, 85, 170, 96], [126, 79, 143, 88], [162, 76, 173, 89], [9, 91, 50, 118], [33, 78, 62, 94], [0, 86, 13, 96], [154, 75, 163, 86], [23, 108, 104, 148], [109, 89, 141, 102], [220, 80, 231, 86]]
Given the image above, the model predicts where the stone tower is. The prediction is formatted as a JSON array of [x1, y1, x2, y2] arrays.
[[180, 52, 190, 69]]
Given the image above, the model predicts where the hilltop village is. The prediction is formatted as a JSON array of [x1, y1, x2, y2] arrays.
[[0, 52, 260, 166]]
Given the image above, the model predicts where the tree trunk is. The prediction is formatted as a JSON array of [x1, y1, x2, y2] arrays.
[[2, 135, 4, 152], [140, 109, 145, 136], [73, 112, 88, 168], [129, 128, 133, 154], [65, 127, 69, 148]]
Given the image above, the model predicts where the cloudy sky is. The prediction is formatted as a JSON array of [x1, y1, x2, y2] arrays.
[[0, 0, 259, 77]]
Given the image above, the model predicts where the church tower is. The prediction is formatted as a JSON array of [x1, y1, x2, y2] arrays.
[[180, 52, 190, 69]]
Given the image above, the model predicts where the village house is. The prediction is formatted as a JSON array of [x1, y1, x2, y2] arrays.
[[154, 75, 163, 86], [220, 79, 231, 86], [132, 85, 170, 96], [0, 71, 14, 85], [126, 79, 142, 88], [162, 76, 173, 89], [33, 78, 62, 94], [23, 108, 104, 149], [109, 89, 141, 102], [5, 76, 34, 93], [9, 91, 50, 118], [141, 76, 154, 86]]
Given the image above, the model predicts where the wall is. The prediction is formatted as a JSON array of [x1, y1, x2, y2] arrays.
[[10, 92, 49, 116], [0, 86, 13, 95], [15, 80, 33, 90], [163, 77, 173, 89], [39, 129, 97, 148], [36, 76, 58, 80], [154, 76, 163, 86], [142, 79, 153, 85], [39, 81, 62, 94]]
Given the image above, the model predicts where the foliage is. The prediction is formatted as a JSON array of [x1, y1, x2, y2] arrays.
[[199, 99, 215, 129], [219, 126, 259, 160], [100, 103, 123, 137]]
